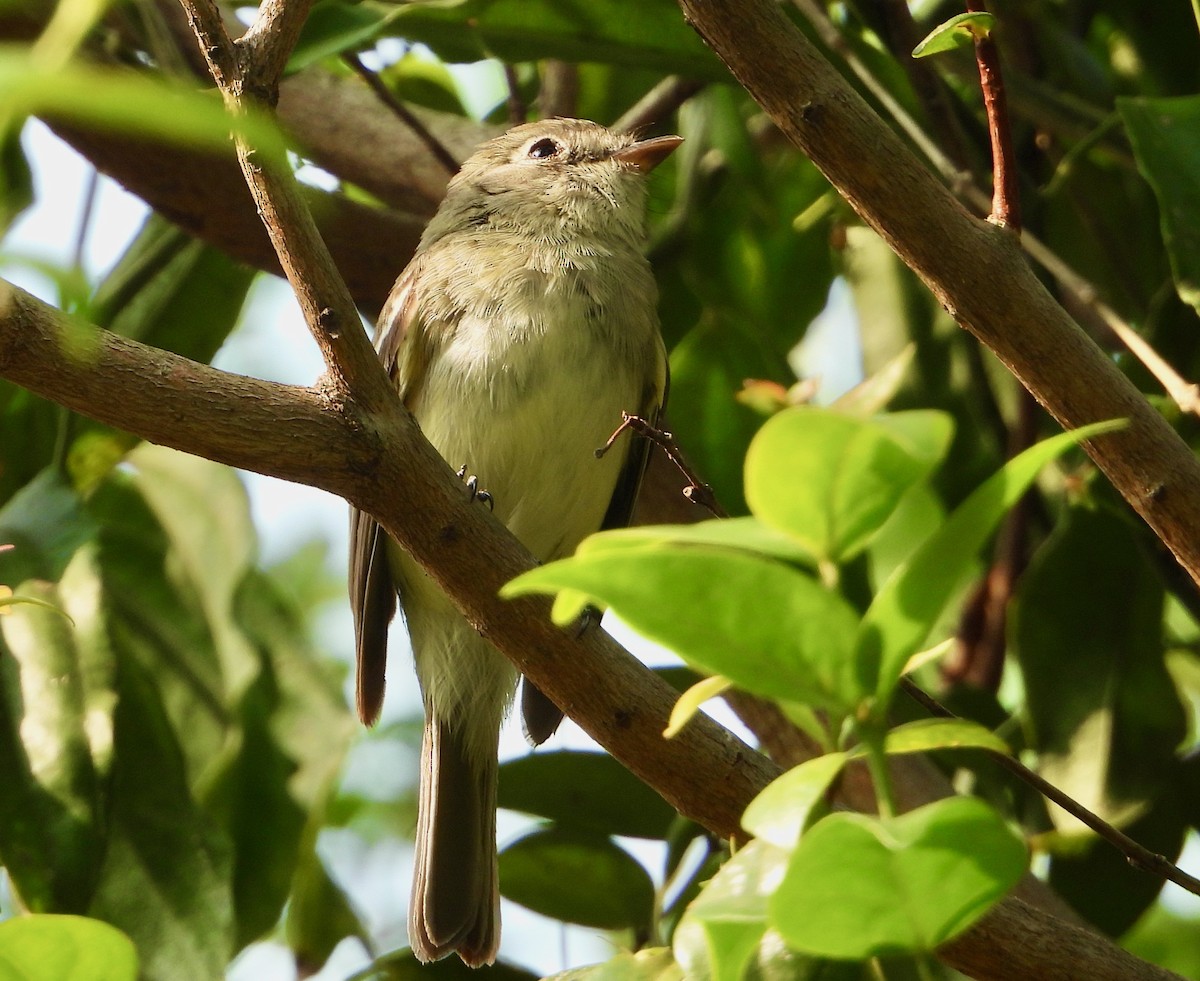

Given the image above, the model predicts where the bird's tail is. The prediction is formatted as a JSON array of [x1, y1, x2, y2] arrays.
[[408, 714, 500, 966]]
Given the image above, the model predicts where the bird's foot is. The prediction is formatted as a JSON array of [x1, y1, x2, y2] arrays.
[[456, 465, 494, 510]]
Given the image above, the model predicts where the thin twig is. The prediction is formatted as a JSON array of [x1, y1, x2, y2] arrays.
[[236, 0, 310, 93], [900, 678, 1200, 897], [176, 0, 393, 411], [613, 76, 705, 135], [502, 63, 526, 124], [597, 413, 727, 518], [342, 52, 459, 176], [71, 168, 99, 273], [789, 0, 1200, 417], [539, 60, 579, 119], [967, 1, 1019, 229], [943, 389, 1038, 689]]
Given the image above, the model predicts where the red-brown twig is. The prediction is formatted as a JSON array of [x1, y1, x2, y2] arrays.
[[967, 1, 1020, 230], [597, 413, 727, 518]]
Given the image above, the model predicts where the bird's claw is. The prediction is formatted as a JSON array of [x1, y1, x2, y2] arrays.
[[574, 605, 601, 638], [456, 465, 495, 510]]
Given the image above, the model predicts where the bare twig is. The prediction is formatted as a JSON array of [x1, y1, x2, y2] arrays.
[[673, 0, 1200, 596], [502, 62, 526, 124], [967, 2, 1019, 229], [0, 277, 777, 845], [900, 678, 1200, 897], [789, 0, 1200, 417], [539, 60, 579, 119], [176, 0, 392, 411], [943, 389, 1038, 689], [237, 0, 310, 93], [597, 413, 727, 518], [613, 76, 705, 135], [342, 52, 460, 176]]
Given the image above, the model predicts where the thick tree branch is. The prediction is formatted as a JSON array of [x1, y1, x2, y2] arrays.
[[0, 276, 1180, 981], [675, 0, 1200, 592], [0, 278, 776, 843]]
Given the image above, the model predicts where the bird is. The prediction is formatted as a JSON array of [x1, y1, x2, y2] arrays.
[[348, 117, 678, 966]]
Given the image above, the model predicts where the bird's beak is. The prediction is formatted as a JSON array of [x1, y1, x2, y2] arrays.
[[611, 134, 684, 173]]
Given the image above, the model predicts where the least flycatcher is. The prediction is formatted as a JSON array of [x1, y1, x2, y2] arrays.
[[349, 117, 679, 966]]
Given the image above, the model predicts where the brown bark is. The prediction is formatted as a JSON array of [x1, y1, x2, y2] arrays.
[[673, 0, 1200, 593]]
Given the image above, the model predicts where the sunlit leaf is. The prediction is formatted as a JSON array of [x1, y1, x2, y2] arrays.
[[0, 52, 282, 156], [872, 718, 1011, 757], [912, 12, 997, 57], [770, 798, 1026, 956], [545, 948, 681, 981], [745, 407, 948, 565], [741, 753, 847, 851], [0, 915, 137, 981], [665, 675, 731, 739], [673, 840, 802, 981], [857, 420, 1125, 711], [504, 545, 862, 712]]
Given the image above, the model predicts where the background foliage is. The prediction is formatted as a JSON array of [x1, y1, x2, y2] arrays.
[[2, 0, 1200, 979]]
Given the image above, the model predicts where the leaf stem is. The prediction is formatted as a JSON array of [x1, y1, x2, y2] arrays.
[[862, 727, 897, 820]]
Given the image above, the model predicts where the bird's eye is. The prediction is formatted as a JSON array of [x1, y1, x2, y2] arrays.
[[527, 138, 562, 160]]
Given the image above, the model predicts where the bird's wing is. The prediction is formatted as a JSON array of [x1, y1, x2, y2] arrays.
[[349, 271, 429, 726]]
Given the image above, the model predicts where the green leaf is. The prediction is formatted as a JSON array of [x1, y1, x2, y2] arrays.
[[498, 827, 654, 930], [770, 798, 1026, 957], [741, 753, 847, 851], [1014, 506, 1184, 827], [856, 420, 1125, 711], [1049, 775, 1188, 936], [204, 665, 307, 951], [504, 545, 863, 712], [668, 309, 791, 516], [125, 445, 260, 708], [85, 654, 234, 980], [0, 52, 282, 157], [673, 840, 791, 981], [1119, 95, 1200, 313], [912, 12, 997, 57], [665, 675, 731, 738], [0, 915, 137, 981], [545, 948, 682, 981], [0, 468, 96, 584], [73, 218, 254, 490], [577, 517, 815, 570], [385, 0, 725, 81], [745, 408, 948, 565], [0, 574, 106, 912], [0, 118, 33, 233], [498, 750, 676, 840], [289, 0, 404, 73], [285, 824, 367, 973], [873, 718, 1011, 757]]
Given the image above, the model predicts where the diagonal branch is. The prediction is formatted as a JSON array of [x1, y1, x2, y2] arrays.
[[177, 0, 393, 410], [0, 275, 1179, 981], [675, 0, 1200, 593], [0, 276, 776, 843]]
